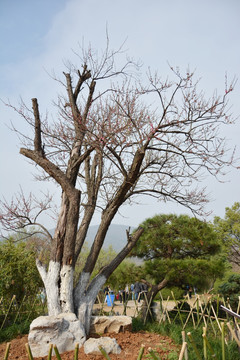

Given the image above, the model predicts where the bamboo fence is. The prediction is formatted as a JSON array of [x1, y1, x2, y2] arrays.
[[1, 292, 240, 359]]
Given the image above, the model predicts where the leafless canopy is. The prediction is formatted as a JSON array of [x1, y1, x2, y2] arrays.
[[0, 40, 237, 282]]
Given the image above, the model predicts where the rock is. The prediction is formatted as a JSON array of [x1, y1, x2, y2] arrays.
[[151, 302, 164, 321], [90, 315, 132, 334], [84, 337, 121, 355], [28, 313, 86, 357]]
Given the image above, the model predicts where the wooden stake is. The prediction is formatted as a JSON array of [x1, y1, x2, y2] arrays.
[[137, 344, 145, 360], [47, 344, 53, 360], [226, 322, 240, 347], [221, 322, 226, 360], [178, 342, 187, 360], [25, 343, 34, 360], [3, 342, 11, 360], [187, 332, 202, 360], [181, 331, 188, 360], [74, 343, 79, 360], [202, 327, 207, 360]]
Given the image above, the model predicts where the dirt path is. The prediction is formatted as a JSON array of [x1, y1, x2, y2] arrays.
[[0, 332, 181, 360]]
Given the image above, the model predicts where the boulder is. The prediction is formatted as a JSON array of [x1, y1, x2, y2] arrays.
[[90, 315, 132, 334], [28, 313, 86, 357], [84, 337, 121, 355]]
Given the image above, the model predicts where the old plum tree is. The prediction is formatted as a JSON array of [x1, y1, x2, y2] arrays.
[[0, 41, 236, 334]]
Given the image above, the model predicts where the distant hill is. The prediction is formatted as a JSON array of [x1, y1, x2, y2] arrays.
[[85, 224, 135, 252], [5, 224, 136, 253]]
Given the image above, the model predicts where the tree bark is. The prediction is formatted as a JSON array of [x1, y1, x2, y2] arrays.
[[141, 278, 169, 321]]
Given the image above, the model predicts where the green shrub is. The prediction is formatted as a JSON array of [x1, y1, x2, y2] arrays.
[[218, 274, 240, 311], [156, 287, 185, 300], [0, 320, 31, 343], [133, 317, 239, 360]]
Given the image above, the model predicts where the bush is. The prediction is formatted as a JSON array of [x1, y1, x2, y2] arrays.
[[135, 319, 239, 360], [218, 274, 240, 311], [0, 237, 43, 302], [0, 320, 31, 343], [156, 287, 185, 300]]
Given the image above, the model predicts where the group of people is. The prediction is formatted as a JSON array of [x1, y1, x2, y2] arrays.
[[104, 281, 148, 303]]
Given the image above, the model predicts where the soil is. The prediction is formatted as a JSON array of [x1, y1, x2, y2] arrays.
[[0, 331, 181, 360]]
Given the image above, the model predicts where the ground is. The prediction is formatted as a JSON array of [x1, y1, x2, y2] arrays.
[[0, 331, 181, 360]]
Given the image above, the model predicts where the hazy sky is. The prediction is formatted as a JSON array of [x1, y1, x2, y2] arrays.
[[0, 0, 240, 229]]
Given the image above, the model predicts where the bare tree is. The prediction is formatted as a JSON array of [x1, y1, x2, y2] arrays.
[[0, 41, 236, 333]]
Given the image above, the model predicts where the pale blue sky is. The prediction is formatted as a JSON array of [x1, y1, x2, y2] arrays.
[[0, 0, 240, 229]]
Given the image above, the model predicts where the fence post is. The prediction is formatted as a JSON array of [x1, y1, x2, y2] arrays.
[[25, 343, 34, 360], [187, 332, 202, 360], [205, 300, 217, 337], [13, 294, 26, 324], [171, 291, 184, 327], [202, 333, 216, 358], [202, 326, 207, 360], [181, 331, 188, 360], [158, 294, 171, 324], [196, 295, 208, 329], [226, 322, 240, 348], [74, 343, 79, 360], [178, 342, 187, 360], [143, 292, 154, 324], [237, 296, 240, 315], [3, 343, 11, 360], [221, 322, 226, 360], [0, 295, 16, 330], [183, 297, 198, 330], [148, 347, 161, 360], [48, 344, 53, 360], [211, 303, 222, 333], [53, 345, 63, 360], [137, 345, 145, 360], [99, 345, 112, 360]]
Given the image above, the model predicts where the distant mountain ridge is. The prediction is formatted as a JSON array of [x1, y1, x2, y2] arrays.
[[0, 224, 135, 253]]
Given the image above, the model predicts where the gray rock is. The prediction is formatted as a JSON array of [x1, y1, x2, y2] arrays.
[[84, 337, 121, 354], [28, 313, 86, 357], [90, 315, 132, 334]]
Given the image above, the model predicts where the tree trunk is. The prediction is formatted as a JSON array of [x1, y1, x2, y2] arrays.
[[74, 272, 107, 334], [36, 260, 61, 315], [141, 279, 168, 322]]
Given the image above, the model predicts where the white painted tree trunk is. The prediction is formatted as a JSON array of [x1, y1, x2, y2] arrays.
[[36, 260, 61, 315], [37, 261, 75, 315], [74, 272, 107, 334], [37, 261, 106, 334], [60, 265, 74, 313]]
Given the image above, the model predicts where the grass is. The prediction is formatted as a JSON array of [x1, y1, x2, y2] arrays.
[[0, 320, 31, 343], [132, 317, 240, 360], [1, 315, 239, 359]]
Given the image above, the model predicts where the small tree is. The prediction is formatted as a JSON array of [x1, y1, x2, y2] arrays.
[[0, 40, 236, 334], [214, 202, 240, 267], [130, 214, 226, 302], [0, 236, 43, 301], [218, 274, 240, 311], [108, 259, 141, 291]]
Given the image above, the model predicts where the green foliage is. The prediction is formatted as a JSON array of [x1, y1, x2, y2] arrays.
[[0, 320, 31, 343], [74, 244, 117, 286], [213, 267, 235, 294], [132, 214, 221, 259], [133, 319, 239, 360], [0, 236, 43, 301], [218, 273, 240, 310], [74, 243, 141, 292], [131, 214, 225, 294], [214, 202, 240, 266], [92, 245, 117, 278], [108, 259, 142, 291], [156, 287, 185, 300]]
